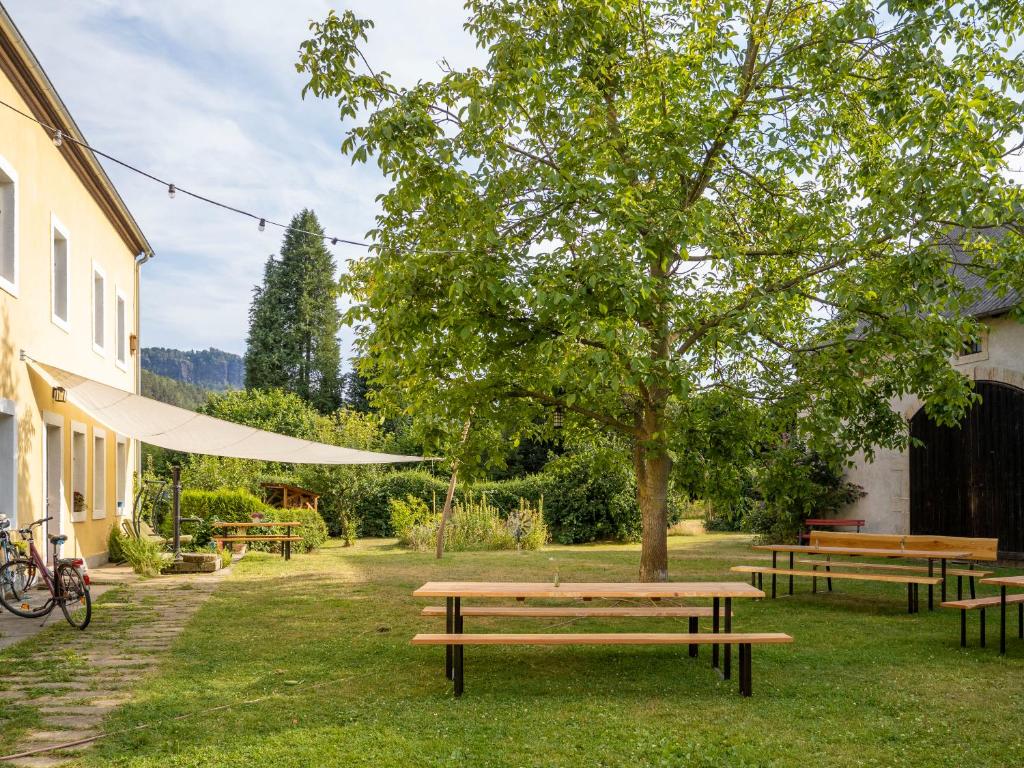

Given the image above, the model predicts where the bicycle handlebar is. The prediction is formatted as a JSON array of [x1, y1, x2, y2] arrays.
[[17, 516, 53, 535]]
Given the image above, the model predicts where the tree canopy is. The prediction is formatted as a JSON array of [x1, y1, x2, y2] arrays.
[[300, 0, 1024, 579], [245, 209, 343, 412]]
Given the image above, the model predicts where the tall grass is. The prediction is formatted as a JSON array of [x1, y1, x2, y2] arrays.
[[389, 493, 547, 552]]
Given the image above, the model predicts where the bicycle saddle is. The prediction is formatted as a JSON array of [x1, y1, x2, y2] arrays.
[[48, 534, 68, 545], [0, 517, 9, 531]]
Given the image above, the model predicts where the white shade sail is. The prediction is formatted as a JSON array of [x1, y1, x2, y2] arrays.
[[29, 361, 423, 465]]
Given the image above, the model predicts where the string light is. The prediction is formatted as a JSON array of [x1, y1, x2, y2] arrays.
[[0, 96, 463, 257]]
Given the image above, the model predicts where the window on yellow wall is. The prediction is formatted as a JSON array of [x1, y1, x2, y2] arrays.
[[116, 291, 128, 368], [52, 217, 70, 329], [92, 264, 106, 353], [0, 155, 17, 295], [93, 430, 106, 520], [71, 426, 87, 523], [115, 438, 128, 516]]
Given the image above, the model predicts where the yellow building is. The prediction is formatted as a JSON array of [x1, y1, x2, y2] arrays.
[[0, 8, 152, 566]]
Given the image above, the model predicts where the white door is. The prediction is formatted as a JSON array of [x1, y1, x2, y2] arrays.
[[43, 422, 64, 563]]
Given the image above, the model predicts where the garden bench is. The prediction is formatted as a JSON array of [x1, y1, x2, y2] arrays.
[[799, 517, 865, 544], [941, 593, 1024, 649], [411, 632, 793, 697], [794, 559, 991, 599], [977, 574, 1024, 654], [730, 565, 941, 613], [210, 521, 303, 560], [420, 605, 732, 657]]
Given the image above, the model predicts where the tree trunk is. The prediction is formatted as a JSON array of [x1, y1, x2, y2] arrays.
[[435, 417, 473, 559], [634, 439, 672, 582]]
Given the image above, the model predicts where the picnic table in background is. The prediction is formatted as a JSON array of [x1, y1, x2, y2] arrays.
[[209, 521, 303, 560], [732, 543, 974, 612], [411, 581, 790, 697]]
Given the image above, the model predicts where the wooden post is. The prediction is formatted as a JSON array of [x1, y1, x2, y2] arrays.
[[435, 418, 472, 559]]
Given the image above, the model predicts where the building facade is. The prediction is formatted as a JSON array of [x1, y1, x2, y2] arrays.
[[843, 266, 1024, 559], [0, 8, 151, 566]]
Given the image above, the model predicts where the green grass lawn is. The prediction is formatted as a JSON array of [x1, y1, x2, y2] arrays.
[[51, 536, 1024, 766]]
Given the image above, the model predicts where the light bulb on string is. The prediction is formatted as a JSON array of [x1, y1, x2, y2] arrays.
[[168, 184, 176, 199], [52, 129, 63, 147], [258, 218, 266, 232]]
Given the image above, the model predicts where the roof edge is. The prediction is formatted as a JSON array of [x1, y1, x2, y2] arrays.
[[0, 5, 153, 257]]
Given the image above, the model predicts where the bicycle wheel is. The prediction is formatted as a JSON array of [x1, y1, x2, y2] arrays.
[[57, 564, 91, 629], [0, 558, 51, 618]]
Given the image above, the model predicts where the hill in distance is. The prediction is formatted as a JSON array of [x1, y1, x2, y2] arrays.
[[141, 347, 244, 391], [140, 369, 212, 411]]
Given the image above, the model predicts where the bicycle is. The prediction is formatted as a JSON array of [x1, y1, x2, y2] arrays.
[[1, 515, 37, 597], [0, 516, 91, 629]]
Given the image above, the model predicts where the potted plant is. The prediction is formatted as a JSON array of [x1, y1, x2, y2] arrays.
[[73, 491, 87, 515]]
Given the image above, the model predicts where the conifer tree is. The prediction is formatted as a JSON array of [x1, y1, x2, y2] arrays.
[[244, 209, 342, 412]]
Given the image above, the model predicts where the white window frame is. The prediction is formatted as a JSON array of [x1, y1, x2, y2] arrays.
[[115, 435, 129, 516], [92, 262, 106, 355], [115, 287, 128, 370], [51, 214, 71, 332], [0, 399, 17, 524], [41, 410, 67, 535], [71, 422, 87, 523], [92, 427, 106, 520], [0, 154, 18, 297]]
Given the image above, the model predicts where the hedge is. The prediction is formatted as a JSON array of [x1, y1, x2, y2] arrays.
[[354, 470, 450, 537], [267, 507, 328, 553]]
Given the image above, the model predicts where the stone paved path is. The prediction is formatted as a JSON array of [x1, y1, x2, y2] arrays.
[[0, 564, 228, 767]]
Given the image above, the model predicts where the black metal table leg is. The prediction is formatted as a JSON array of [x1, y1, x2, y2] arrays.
[[1000, 586, 1006, 656], [712, 597, 720, 670], [980, 607, 986, 648], [738, 644, 752, 697], [914, 584, 920, 614], [812, 565, 818, 594], [445, 597, 454, 680], [771, 552, 777, 599], [1019, 603, 1023, 640], [969, 563, 977, 599], [788, 552, 794, 595], [724, 598, 732, 680], [826, 557, 832, 592], [688, 616, 698, 657], [960, 609, 967, 648], [927, 560, 934, 610], [940, 559, 947, 603], [957, 575, 963, 601], [453, 597, 464, 696], [907, 583, 913, 614]]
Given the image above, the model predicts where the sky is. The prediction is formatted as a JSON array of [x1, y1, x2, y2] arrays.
[[4, 1, 483, 361]]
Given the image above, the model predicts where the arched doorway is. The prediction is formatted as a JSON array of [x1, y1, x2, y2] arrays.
[[910, 380, 1024, 559]]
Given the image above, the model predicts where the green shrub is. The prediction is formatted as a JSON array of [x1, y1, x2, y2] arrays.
[[107, 525, 127, 564], [119, 536, 166, 577], [177, 488, 273, 546], [389, 495, 435, 545], [267, 507, 328, 553], [354, 470, 449, 537], [218, 547, 233, 569], [397, 494, 546, 552]]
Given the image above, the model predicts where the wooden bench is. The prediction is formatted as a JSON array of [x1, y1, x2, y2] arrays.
[[941, 594, 1024, 648], [730, 565, 941, 613], [411, 632, 793, 697], [799, 518, 864, 544], [420, 605, 732, 657], [211, 533, 302, 560], [795, 559, 991, 598]]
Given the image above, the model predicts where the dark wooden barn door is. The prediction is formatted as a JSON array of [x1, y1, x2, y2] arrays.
[[910, 380, 1024, 559]]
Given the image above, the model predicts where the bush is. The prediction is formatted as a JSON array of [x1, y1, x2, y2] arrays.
[[120, 535, 166, 577], [268, 507, 328, 553], [396, 494, 546, 552], [354, 470, 449, 537], [107, 525, 127, 563]]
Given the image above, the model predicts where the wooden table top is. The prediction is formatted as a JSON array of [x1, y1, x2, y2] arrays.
[[209, 521, 303, 528], [753, 544, 971, 560], [413, 581, 765, 600], [980, 574, 1024, 588]]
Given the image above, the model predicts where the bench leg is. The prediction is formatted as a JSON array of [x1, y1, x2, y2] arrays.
[[712, 598, 720, 670], [927, 560, 934, 611], [445, 597, 454, 680], [826, 561, 832, 592], [688, 617, 698, 657], [724, 598, 732, 680], [940, 559, 947, 603], [757, 572, 763, 591], [738, 644, 752, 697], [1000, 587, 1006, 656], [771, 552, 777, 599], [970, 574, 977, 600], [914, 584, 920, 614], [980, 607, 986, 648], [812, 565, 817, 594], [1019, 603, 1023, 640], [907, 584, 914, 614], [960, 609, 967, 648], [957, 575, 963, 601], [751, 573, 755, 587], [788, 552, 794, 595], [453, 644, 464, 697]]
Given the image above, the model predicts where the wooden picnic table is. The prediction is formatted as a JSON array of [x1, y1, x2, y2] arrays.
[[752, 544, 971, 607], [210, 521, 303, 560], [413, 581, 764, 683], [979, 574, 1024, 654]]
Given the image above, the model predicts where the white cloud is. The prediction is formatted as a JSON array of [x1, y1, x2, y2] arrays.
[[4, 1, 482, 358]]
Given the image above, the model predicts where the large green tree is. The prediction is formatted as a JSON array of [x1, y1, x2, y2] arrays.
[[299, 1, 1024, 579], [245, 209, 343, 412]]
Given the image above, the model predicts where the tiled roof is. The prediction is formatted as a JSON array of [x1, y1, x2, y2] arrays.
[[937, 226, 1020, 319]]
